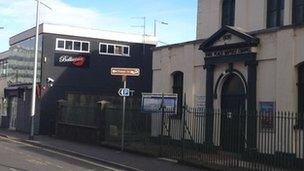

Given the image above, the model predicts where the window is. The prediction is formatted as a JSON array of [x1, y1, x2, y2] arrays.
[[123, 47, 129, 55], [293, 0, 304, 25], [74, 41, 81, 51], [172, 71, 184, 117], [82, 42, 89, 52], [267, 0, 285, 28], [115, 46, 123, 55], [65, 41, 73, 50], [57, 40, 64, 49], [108, 45, 114, 54], [100, 44, 107, 53], [222, 0, 235, 26], [99, 43, 130, 56], [56, 39, 90, 53], [0, 60, 8, 77]]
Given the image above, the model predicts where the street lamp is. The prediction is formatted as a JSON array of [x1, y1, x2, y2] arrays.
[[131, 17, 146, 56], [30, 0, 51, 140], [154, 20, 168, 37]]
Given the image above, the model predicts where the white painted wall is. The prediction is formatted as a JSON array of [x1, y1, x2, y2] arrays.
[[197, 0, 294, 39]]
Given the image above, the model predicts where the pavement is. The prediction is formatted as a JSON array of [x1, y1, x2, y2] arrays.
[[0, 137, 118, 171], [0, 129, 205, 171]]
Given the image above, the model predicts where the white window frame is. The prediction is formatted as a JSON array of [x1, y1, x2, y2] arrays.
[[99, 43, 130, 57], [55, 38, 90, 53]]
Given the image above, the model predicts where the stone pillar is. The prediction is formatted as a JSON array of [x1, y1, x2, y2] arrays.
[[204, 64, 215, 144], [245, 60, 258, 150]]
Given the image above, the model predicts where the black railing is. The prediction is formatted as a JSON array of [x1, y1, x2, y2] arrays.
[[56, 103, 304, 170]]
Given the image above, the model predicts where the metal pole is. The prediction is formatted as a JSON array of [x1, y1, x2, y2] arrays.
[[121, 76, 127, 151], [154, 20, 156, 37], [181, 93, 186, 160], [153, 20, 168, 37], [143, 17, 146, 56], [159, 93, 165, 156], [29, 0, 40, 140]]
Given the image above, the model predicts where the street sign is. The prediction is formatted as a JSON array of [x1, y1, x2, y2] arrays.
[[111, 67, 140, 76], [118, 88, 130, 97], [110, 67, 140, 151]]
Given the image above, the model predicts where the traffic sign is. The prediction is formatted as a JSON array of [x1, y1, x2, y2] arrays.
[[118, 88, 130, 97], [111, 67, 140, 76]]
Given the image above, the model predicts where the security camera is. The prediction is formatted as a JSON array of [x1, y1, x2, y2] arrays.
[[46, 77, 54, 87], [47, 77, 54, 83]]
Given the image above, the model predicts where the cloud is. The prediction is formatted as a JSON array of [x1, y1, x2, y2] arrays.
[[0, 0, 121, 27], [0, 0, 122, 51]]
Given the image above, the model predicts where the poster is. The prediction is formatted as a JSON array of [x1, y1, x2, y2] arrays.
[[259, 101, 275, 130], [195, 95, 206, 109], [141, 93, 177, 114]]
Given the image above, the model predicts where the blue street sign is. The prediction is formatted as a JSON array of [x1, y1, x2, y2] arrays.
[[118, 88, 130, 97]]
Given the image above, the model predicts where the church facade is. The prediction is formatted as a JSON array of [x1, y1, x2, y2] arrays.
[[152, 0, 304, 158]]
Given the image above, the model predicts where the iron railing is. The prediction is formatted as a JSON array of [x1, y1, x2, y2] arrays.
[[56, 103, 304, 170]]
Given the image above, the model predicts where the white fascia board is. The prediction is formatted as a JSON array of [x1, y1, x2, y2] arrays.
[[10, 23, 157, 46]]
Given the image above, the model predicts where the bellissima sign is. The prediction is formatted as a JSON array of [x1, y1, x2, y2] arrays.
[[54, 54, 89, 68]]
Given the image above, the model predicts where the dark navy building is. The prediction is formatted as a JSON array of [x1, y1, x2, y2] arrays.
[[3, 23, 156, 135]]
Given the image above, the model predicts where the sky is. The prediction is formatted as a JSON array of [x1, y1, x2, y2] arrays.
[[0, 0, 197, 52]]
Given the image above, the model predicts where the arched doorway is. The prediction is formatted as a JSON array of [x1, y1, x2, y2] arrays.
[[220, 73, 246, 152]]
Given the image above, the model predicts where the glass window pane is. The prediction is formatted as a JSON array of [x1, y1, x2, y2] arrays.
[[65, 41, 73, 50], [108, 45, 114, 53], [57, 40, 64, 48], [82, 42, 89, 51], [100, 44, 107, 53], [297, 5, 304, 24], [222, 0, 235, 26], [74, 41, 81, 51], [123, 47, 129, 55], [115, 46, 123, 55]]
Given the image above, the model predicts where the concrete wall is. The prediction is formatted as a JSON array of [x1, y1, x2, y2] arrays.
[[152, 41, 205, 107], [197, 0, 294, 39]]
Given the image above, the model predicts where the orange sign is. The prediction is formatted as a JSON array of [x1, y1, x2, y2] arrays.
[[111, 67, 140, 76]]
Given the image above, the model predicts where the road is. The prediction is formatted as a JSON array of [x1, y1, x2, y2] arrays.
[[0, 137, 122, 171]]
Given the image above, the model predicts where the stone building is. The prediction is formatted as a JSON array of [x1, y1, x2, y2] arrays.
[[152, 0, 304, 158]]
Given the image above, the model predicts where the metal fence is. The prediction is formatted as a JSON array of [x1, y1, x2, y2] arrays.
[[56, 103, 304, 170]]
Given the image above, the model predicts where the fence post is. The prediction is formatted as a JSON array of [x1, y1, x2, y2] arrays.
[[159, 93, 165, 157], [181, 93, 187, 161]]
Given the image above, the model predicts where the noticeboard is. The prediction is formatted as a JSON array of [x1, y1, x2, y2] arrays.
[[141, 93, 178, 114], [259, 101, 275, 130]]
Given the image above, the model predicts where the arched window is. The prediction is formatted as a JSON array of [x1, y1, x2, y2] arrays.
[[172, 71, 183, 116], [222, 0, 235, 26], [267, 0, 285, 28], [293, 0, 304, 25]]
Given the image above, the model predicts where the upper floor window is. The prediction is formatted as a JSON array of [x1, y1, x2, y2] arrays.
[[56, 38, 90, 53], [99, 43, 130, 56], [267, 0, 285, 28], [293, 0, 304, 25], [0, 60, 8, 77], [222, 0, 235, 26]]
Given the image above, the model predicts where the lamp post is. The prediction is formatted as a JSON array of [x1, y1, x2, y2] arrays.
[[153, 20, 168, 37], [131, 17, 146, 55], [29, 0, 51, 140]]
